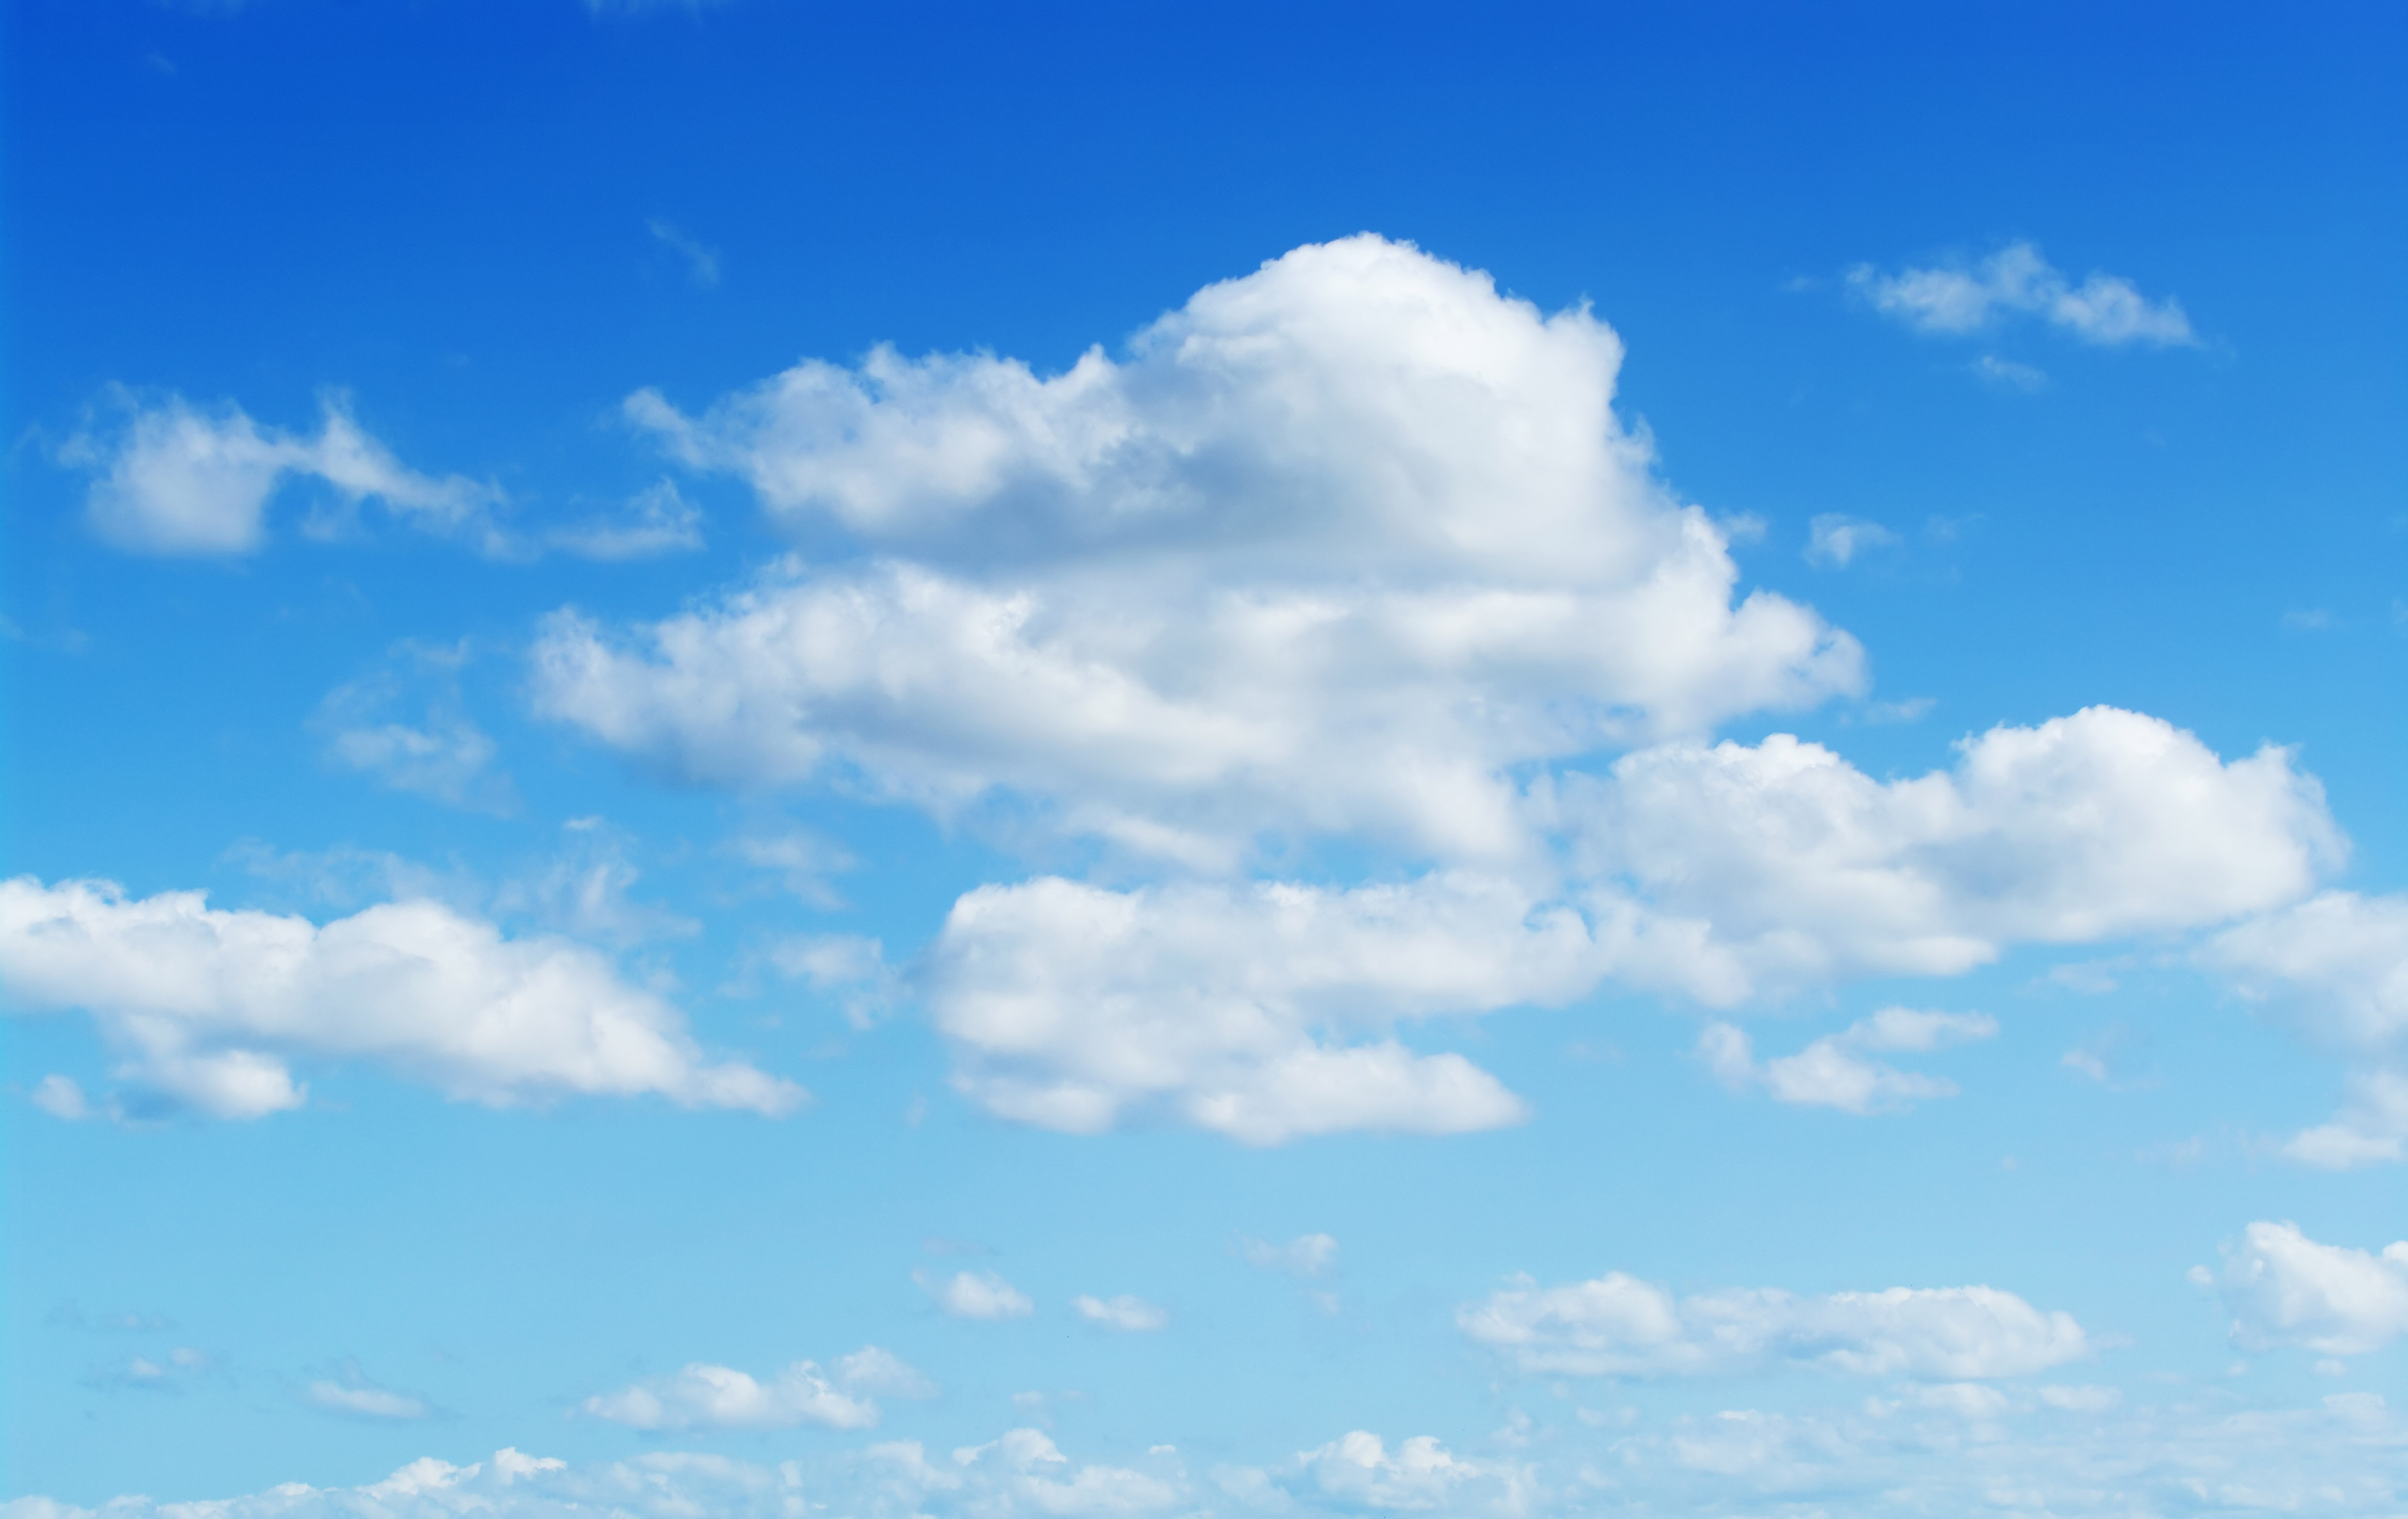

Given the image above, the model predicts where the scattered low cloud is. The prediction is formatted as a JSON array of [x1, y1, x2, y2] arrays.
[[1803, 513, 1898, 568], [546, 480, 706, 560], [30, 1073, 93, 1120], [1700, 1007, 1997, 1114], [583, 1346, 929, 1431], [305, 1363, 435, 1422], [918, 1269, 1034, 1320], [1072, 1294, 1168, 1331], [314, 642, 517, 815], [1290, 1431, 1499, 1511], [15, 1394, 2408, 1517], [1460, 1269, 2089, 1379], [1848, 242, 2197, 347], [490, 816, 698, 948], [2196, 1221, 2408, 1357], [61, 389, 506, 556], [921, 708, 2337, 1142], [1971, 354, 2048, 392], [725, 826, 856, 908], [84, 1346, 220, 1394], [0, 875, 801, 1120], [1243, 1233, 1340, 1277], [2203, 891, 2408, 1166], [765, 934, 897, 1028]]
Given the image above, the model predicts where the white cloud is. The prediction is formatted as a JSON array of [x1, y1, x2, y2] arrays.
[[2205, 891, 2408, 1054], [727, 826, 855, 907], [491, 816, 698, 948], [29, 1073, 90, 1120], [766, 933, 897, 1027], [1564, 706, 2341, 1002], [2204, 1221, 2408, 1356], [306, 1367, 433, 1422], [919, 1269, 1035, 1320], [1803, 514, 1897, 568], [1848, 242, 2196, 346], [1460, 1270, 2089, 1379], [528, 237, 2326, 1146], [2283, 1069, 2408, 1169], [1701, 1007, 1997, 1114], [918, 708, 2336, 1140], [1971, 354, 2048, 392], [0, 876, 801, 1120], [584, 1346, 930, 1431], [1294, 1432, 1493, 1511], [928, 873, 1558, 1143], [1073, 1294, 1169, 1331], [941, 1430, 1182, 1518], [315, 644, 517, 815], [536, 235, 1864, 870], [2205, 891, 2408, 1166], [1243, 1233, 1340, 1277], [13, 1397, 2408, 1518], [63, 390, 505, 556], [546, 479, 707, 560]]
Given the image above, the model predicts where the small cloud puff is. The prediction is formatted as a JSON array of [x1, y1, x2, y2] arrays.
[[919, 1270, 1035, 1320], [1701, 1007, 1998, 1115], [1848, 242, 2196, 347], [583, 1347, 930, 1431], [1073, 1294, 1168, 1331]]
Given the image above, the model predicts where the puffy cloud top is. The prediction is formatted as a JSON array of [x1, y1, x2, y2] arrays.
[[1460, 1270, 2090, 1380], [2206, 1221, 2408, 1356], [0, 877, 799, 1119], [538, 235, 1862, 869]]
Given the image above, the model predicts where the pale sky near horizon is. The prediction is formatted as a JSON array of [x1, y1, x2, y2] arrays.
[[4, 3, 2405, 1515]]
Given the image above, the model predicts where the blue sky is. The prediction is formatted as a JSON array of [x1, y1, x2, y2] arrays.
[[4, 2, 2405, 1514]]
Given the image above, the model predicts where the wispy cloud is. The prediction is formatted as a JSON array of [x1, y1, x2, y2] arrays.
[[1849, 242, 2196, 347], [649, 218, 722, 288]]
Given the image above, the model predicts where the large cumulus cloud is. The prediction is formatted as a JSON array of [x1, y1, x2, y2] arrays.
[[527, 236, 2347, 1143]]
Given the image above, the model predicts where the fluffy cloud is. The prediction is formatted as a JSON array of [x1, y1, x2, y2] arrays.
[[927, 873, 1561, 1143], [1074, 1294, 1169, 1331], [1291, 1432, 1500, 1511], [10, 1398, 2407, 1518], [0, 877, 800, 1119], [536, 235, 1863, 870], [583, 1347, 929, 1431], [2201, 1221, 2408, 1357], [918, 1269, 1035, 1320], [1847, 242, 2197, 346], [2205, 891, 2408, 1053], [936, 1430, 1183, 1517], [63, 390, 504, 555], [60, 391, 704, 561], [2283, 1070, 2408, 1169], [529, 238, 2330, 1144], [1563, 707, 2340, 1001], [919, 709, 2335, 1140], [2205, 891, 2408, 1165], [1700, 1007, 1997, 1114], [1459, 1270, 2089, 1379]]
